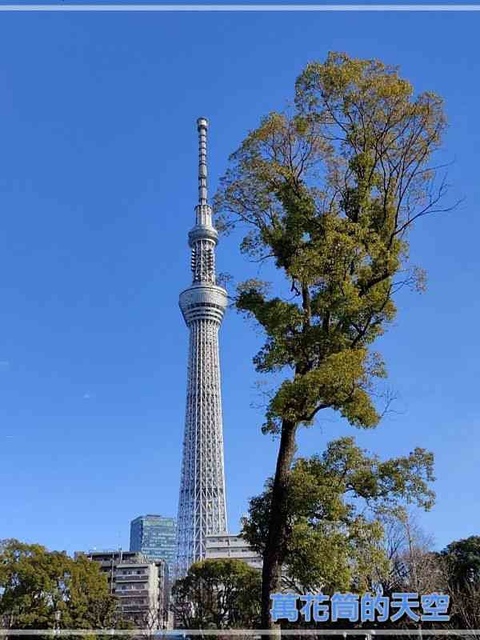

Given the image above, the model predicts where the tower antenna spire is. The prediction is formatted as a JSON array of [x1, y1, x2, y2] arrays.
[[197, 117, 208, 206]]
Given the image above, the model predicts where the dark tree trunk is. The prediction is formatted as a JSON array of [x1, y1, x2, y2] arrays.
[[261, 419, 298, 637]]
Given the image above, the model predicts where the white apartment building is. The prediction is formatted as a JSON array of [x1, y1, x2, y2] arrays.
[[205, 533, 262, 571], [77, 550, 166, 627]]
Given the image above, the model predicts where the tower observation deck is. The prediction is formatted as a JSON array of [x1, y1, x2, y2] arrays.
[[176, 118, 228, 576]]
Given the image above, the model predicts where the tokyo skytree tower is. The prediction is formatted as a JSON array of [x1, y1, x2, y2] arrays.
[[176, 118, 228, 576]]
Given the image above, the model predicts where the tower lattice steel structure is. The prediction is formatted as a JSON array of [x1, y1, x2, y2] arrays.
[[176, 118, 228, 576]]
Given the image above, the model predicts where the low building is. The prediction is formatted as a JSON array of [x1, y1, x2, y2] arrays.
[[77, 549, 167, 628], [205, 533, 262, 571]]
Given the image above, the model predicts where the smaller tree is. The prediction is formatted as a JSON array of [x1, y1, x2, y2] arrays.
[[242, 437, 435, 593], [133, 604, 166, 640], [379, 510, 445, 596], [171, 559, 261, 630], [441, 536, 480, 590], [0, 540, 119, 632], [440, 536, 480, 633]]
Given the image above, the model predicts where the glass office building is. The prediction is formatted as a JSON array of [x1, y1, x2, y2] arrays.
[[130, 515, 177, 570]]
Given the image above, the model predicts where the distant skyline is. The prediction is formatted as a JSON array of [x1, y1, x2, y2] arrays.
[[0, 6, 479, 555]]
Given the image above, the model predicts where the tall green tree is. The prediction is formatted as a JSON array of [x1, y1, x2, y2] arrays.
[[215, 51, 449, 629], [0, 540, 119, 631], [242, 437, 434, 593], [172, 559, 261, 631]]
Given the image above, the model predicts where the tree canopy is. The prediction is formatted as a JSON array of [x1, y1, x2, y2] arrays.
[[172, 559, 261, 630], [441, 536, 480, 590], [216, 51, 447, 435], [0, 540, 119, 630]]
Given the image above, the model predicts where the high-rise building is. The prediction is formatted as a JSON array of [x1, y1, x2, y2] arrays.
[[176, 118, 228, 576], [130, 515, 177, 570]]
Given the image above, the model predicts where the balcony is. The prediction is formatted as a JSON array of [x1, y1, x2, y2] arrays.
[[115, 574, 148, 582], [117, 590, 150, 598], [121, 604, 149, 612]]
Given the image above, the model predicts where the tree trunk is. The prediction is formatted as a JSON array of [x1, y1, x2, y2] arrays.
[[261, 419, 298, 637]]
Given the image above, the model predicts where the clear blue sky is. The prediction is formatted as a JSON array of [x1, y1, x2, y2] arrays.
[[0, 5, 479, 555]]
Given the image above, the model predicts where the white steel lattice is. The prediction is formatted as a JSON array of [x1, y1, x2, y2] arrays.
[[176, 118, 228, 577]]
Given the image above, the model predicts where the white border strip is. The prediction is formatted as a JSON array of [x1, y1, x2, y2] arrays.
[[0, 3, 479, 10], [0, 631, 478, 636]]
